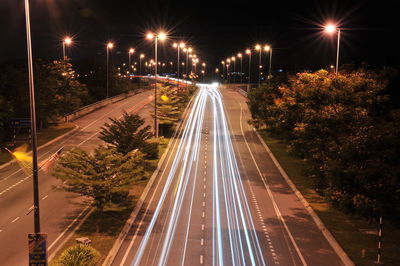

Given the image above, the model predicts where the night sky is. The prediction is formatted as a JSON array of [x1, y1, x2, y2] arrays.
[[0, 0, 399, 71]]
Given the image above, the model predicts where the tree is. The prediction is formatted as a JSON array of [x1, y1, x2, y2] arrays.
[[58, 244, 100, 266], [152, 83, 181, 135], [53, 146, 145, 210], [247, 68, 400, 221], [99, 112, 158, 159]]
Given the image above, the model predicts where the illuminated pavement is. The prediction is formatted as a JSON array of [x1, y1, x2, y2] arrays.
[[113, 84, 344, 266]]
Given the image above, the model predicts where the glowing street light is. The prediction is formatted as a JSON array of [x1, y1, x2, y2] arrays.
[[324, 23, 341, 74], [62, 36, 73, 60], [146, 31, 168, 138], [255, 44, 263, 86], [246, 49, 252, 86], [106, 42, 114, 98], [237, 53, 243, 83], [264, 45, 272, 79], [221, 61, 225, 82], [128, 48, 135, 74], [183, 47, 193, 77], [173, 42, 185, 91]]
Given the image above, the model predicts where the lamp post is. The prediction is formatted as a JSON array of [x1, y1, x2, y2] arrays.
[[139, 54, 145, 76], [237, 53, 243, 83], [24, 0, 41, 238], [231, 57, 236, 83], [226, 58, 231, 83], [255, 44, 262, 86], [246, 49, 252, 86], [62, 37, 72, 60], [128, 48, 135, 73], [147, 31, 167, 138], [221, 61, 225, 83], [183, 47, 192, 78], [106, 42, 114, 98], [264, 45, 272, 79], [324, 23, 341, 74], [173, 42, 185, 91]]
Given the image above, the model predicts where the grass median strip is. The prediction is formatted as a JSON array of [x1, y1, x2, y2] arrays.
[[49, 138, 170, 265], [258, 129, 400, 266]]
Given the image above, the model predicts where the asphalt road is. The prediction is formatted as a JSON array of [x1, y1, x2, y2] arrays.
[[112, 84, 345, 266], [0, 89, 154, 265]]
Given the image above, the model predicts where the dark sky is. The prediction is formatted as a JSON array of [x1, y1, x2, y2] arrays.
[[0, 0, 399, 71]]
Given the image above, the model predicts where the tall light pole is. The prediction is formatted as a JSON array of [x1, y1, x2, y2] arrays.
[[246, 49, 252, 86], [106, 42, 114, 98], [24, 0, 41, 239], [128, 48, 135, 73], [237, 53, 243, 83], [183, 47, 192, 78], [226, 58, 231, 83], [255, 44, 262, 86], [62, 37, 72, 60], [325, 23, 341, 74], [231, 56, 236, 83], [264, 45, 272, 79], [147, 31, 167, 138], [173, 42, 185, 91], [202, 62, 206, 81], [221, 61, 225, 83], [139, 54, 145, 75]]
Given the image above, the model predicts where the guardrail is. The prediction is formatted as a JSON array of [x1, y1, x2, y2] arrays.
[[63, 89, 144, 122]]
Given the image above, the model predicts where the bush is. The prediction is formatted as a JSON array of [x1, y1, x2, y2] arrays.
[[58, 244, 100, 266]]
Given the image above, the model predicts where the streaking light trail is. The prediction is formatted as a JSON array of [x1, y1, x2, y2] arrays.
[[129, 84, 266, 266]]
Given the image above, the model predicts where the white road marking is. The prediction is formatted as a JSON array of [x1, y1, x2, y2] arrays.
[[42, 195, 48, 200], [11, 217, 20, 223]]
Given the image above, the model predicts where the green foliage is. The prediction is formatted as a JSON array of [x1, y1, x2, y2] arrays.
[[0, 59, 88, 128], [58, 244, 100, 266], [53, 146, 145, 210], [248, 68, 400, 221], [99, 112, 158, 159], [153, 84, 182, 125]]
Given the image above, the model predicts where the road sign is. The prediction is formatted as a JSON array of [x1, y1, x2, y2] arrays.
[[28, 233, 48, 266], [10, 118, 31, 128]]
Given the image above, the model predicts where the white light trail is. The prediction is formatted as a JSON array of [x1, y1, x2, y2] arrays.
[[130, 83, 266, 266]]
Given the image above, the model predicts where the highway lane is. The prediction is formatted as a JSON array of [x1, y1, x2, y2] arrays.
[[114, 84, 266, 265], [0, 89, 154, 265], [113, 84, 345, 266], [220, 85, 344, 266]]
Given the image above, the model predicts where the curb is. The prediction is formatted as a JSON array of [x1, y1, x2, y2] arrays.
[[253, 128, 354, 266], [0, 124, 79, 171], [102, 89, 197, 266]]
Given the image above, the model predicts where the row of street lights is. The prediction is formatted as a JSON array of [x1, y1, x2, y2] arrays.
[[220, 23, 342, 86], [221, 44, 272, 86]]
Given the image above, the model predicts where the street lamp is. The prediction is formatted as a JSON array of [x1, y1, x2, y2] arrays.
[[324, 23, 341, 74], [237, 53, 243, 83], [264, 45, 272, 79], [231, 57, 236, 83], [173, 42, 185, 91], [183, 47, 193, 78], [255, 44, 262, 86], [246, 49, 252, 86], [146, 31, 167, 138], [128, 48, 135, 73], [106, 42, 114, 98], [221, 61, 225, 83], [227, 58, 231, 83], [139, 54, 145, 76], [24, 0, 41, 243], [62, 36, 72, 60]]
